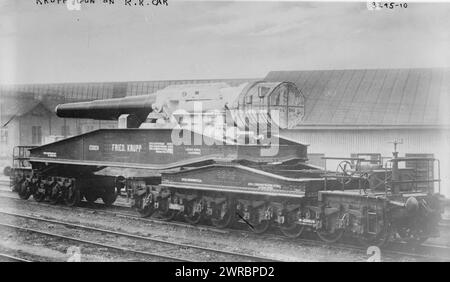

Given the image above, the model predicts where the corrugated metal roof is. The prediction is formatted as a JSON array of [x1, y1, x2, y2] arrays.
[[0, 79, 252, 101], [265, 68, 450, 127]]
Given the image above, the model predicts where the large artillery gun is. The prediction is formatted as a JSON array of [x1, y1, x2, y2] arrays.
[[10, 81, 444, 246]]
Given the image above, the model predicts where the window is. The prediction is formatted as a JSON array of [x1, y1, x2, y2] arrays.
[[271, 85, 288, 106], [32, 126, 42, 144], [0, 128, 7, 144], [287, 85, 305, 128], [258, 86, 270, 98], [245, 95, 252, 104]]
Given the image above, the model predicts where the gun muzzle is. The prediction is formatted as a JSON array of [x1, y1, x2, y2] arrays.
[[55, 94, 156, 121]]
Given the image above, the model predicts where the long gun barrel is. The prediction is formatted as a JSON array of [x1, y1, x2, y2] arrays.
[[55, 81, 306, 130], [55, 94, 156, 121]]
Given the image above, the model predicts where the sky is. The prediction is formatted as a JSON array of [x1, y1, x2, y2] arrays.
[[0, 0, 449, 84]]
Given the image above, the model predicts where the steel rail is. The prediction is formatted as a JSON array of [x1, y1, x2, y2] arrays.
[[0, 222, 189, 262], [0, 252, 31, 262], [0, 190, 232, 233], [0, 210, 281, 262], [0, 189, 448, 261]]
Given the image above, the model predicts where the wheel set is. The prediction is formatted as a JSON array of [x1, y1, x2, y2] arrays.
[[132, 188, 394, 246], [16, 175, 118, 207]]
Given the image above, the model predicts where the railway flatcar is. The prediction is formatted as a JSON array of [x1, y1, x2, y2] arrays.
[[9, 81, 444, 247]]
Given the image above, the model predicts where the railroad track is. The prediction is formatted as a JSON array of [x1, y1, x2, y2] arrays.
[[0, 252, 31, 262], [2, 187, 449, 235], [0, 221, 187, 262], [0, 189, 231, 235], [0, 189, 449, 261], [275, 234, 449, 261], [387, 241, 450, 260], [0, 210, 282, 262]]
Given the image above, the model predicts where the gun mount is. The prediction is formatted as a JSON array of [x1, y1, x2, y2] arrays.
[[55, 81, 306, 132]]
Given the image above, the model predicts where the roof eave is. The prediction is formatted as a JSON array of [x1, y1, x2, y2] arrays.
[[290, 124, 450, 130]]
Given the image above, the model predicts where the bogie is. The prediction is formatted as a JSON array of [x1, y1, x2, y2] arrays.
[[17, 179, 32, 200], [209, 196, 236, 229], [101, 187, 117, 206]]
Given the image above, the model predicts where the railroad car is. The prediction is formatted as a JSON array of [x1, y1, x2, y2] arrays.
[[9, 81, 444, 246]]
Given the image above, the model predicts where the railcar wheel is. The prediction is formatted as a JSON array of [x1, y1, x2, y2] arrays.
[[248, 205, 271, 234], [156, 197, 177, 221], [280, 223, 304, 238], [184, 212, 202, 224], [17, 179, 31, 200], [136, 193, 155, 218], [101, 188, 117, 206], [211, 198, 236, 229], [279, 210, 304, 238], [33, 183, 46, 202], [49, 183, 61, 205], [357, 212, 392, 247], [83, 190, 98, 204], [64, 184, 81, 207], [184, 199, 204, 225], [358, 225, 391, 247], [251, 220, 271, 234], [137, 205, 154, 218], [316, 212, 345, 243], [316, 228, 345, 243]]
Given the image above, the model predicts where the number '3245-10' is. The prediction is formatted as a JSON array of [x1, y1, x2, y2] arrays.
[[369, 2, 408, 10]]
